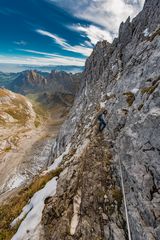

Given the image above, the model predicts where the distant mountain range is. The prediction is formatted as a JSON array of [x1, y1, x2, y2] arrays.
[[0, 70, 82, 96], [0, 63, 84, 73], [22, 65, 84, 73], [0, 71, 19, 88]]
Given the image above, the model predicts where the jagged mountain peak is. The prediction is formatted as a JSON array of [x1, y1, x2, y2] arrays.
[[9, 70, 47, 94], [7, 70, 81, 95]]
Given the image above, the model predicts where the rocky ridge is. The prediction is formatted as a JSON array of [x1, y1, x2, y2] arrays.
[[9, 70, 81, 96], [9, 70, 47, 94], [40, 0, 160, 240]]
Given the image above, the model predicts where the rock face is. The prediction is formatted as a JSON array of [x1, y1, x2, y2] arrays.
[[41, 0, 160, 239]]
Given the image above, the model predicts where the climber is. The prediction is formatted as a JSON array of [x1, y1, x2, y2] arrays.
[[97, 110, 108, 132]]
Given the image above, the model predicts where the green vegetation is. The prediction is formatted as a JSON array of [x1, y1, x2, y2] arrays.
[[123, 92, 135, 107], [4, 146, 11, 152], [141, 83, 159, 95], [0, 167, 63, 240]]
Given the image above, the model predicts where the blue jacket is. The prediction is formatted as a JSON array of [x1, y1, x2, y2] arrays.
[[98, 113, 106, 122]]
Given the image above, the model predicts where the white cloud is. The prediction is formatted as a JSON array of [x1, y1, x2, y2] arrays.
[[71, 24, 113, 44], [0, 51, 85, 67], [14, 41, 27, 46], [36, 29, 92, 56], [18, 49, 64, 57], [36, 29, 66, 46], [50, 0, 145, 37]]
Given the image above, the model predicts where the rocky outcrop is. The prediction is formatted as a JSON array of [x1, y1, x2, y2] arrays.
[[40, 0, 160, 239], [42, 133, 127, 240]]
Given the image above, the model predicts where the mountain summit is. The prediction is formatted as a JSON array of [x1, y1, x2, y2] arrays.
[[9, 70, 47, 94]]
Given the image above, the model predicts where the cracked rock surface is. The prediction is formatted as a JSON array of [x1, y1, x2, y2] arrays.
[[41, 0, 160, 239]]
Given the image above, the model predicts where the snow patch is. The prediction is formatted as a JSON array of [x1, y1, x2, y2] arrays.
[[149, 107, 160, 116], [143, 28, 149, 37], [11, 177, 57, 240], [100, 101, 106, 108], [71, 116, 76, 122], [106, 92, 112, 97], [11, 144, 71, 240], [70, 189, 82, 235], [131, 88, 139, 94]]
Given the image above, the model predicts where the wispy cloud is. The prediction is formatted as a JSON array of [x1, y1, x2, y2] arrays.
[[14, 41, 27, 46], [71, 24, 113, 44], [36, 29, 92, 57], [50, 0, 145, 37], [0, 50, 85, 66], [0, 7, 20, 16]]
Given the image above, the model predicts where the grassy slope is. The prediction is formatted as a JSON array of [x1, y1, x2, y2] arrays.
[[0, 167, 63, 240]]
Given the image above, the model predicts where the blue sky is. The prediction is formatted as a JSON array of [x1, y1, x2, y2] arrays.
[[0, 0, 145, 71]]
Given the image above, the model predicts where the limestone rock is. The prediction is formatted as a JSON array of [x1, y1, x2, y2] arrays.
[[41, 1, 160, 239]]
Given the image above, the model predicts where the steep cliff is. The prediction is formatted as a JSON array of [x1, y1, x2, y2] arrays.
[[41, 0, 160, 239]]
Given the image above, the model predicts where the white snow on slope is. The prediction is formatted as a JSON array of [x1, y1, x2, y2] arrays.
[[11, 177, 57, 240], [11, 144, 71, 240], [43, 143, 71, 174]]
